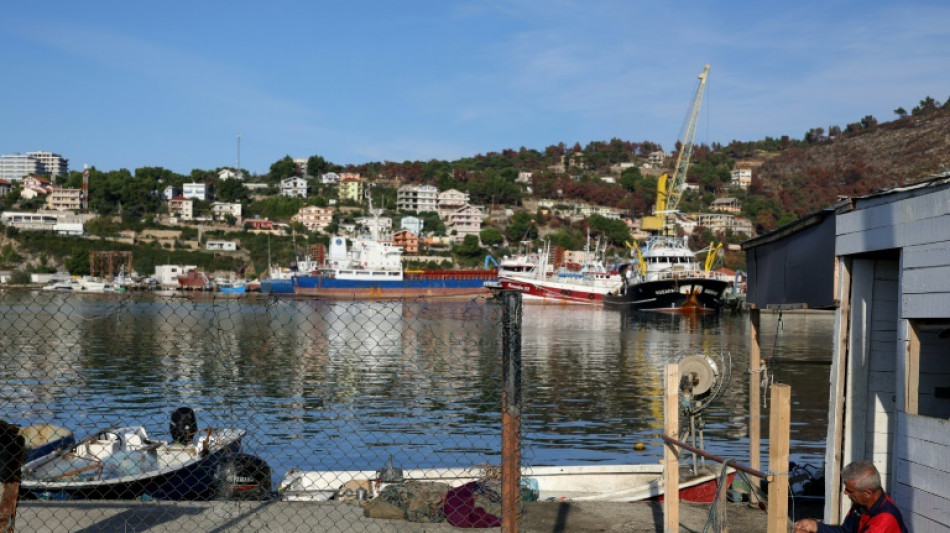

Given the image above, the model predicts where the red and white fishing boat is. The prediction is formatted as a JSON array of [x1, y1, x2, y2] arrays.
[[493, 238, 622, 305]]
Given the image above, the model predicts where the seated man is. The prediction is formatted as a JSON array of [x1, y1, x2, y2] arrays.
[[794, 460, 908, 533]]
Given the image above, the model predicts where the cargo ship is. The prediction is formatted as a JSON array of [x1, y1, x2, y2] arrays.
[[293, 198, 495, 299]]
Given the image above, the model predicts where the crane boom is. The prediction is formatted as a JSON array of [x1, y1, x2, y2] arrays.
[[642, 65, 710, 233], [666, 64, 709, 214]]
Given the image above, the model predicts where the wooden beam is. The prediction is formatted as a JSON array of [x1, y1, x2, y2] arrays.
[[664, 363, 679, 533], [827, 257, 852, 522], [767, 384, 791, 533], [749, 308, 761, 476]]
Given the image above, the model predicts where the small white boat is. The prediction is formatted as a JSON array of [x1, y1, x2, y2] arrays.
[[20, 408, 268, 501], [277, 463, 732, 503], [41, 279, 81, 292]]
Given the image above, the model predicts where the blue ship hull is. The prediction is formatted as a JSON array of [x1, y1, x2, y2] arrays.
[[260, 278, 295, 294], [293, 273, 494, 299]]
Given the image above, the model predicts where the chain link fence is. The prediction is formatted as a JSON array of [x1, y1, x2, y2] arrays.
[[0, 289, 526, 532]]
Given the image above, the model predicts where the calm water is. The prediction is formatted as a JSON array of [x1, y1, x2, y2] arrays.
[[0, 291, 833, 482]]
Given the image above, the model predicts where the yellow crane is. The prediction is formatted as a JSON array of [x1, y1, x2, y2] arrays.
[[642, 65, 710, 234]]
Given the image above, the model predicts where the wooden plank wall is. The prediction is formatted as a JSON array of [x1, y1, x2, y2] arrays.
[[894, 413, 950, 532], [836, 184, 950, 531], [866, 260, 899, 489]]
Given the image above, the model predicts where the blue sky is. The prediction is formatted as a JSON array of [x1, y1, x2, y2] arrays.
[[2, 1, 947, 176]]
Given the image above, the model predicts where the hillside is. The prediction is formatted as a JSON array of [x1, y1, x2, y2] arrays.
[[752, 109, 950, 219]]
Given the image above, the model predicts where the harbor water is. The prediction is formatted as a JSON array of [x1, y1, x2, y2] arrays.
[[0, 292, 834, 485]]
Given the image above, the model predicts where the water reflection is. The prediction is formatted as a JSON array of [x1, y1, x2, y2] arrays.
[[0, 292, 834, 480]]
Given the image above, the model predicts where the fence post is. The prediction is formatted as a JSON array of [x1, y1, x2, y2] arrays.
[[749, 308, 762, 505], [501, 291, 523, 533], [766, 384, 791, 533], [664, 363, 680, 533]]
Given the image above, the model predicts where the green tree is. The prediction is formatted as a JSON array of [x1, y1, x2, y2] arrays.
[[307, 155, 332, 177], [452, 234, 483, 265], [587, 215, 630, 247], [479, 226, 504, 246], [217, 179, 249, 203], [505, 211, 537, 242], [268, 156, 298, 182]]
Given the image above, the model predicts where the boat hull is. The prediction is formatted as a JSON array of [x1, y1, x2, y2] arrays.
[[604, 277, 729, 312], [293, 273, 494, 300], [259, 278, 295, 294], [20, 429, 245, 501], [495, 277, 614, 305], [278, 464, 733, 503]]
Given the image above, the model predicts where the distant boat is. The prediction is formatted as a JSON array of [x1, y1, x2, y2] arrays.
[[215, 277, 247, 294], [492, 238, 622, 304], [293, 195, 494, 299], [177, 270, 213, 291], [604, 236, 729, 312], [41, 278, 81, 292]]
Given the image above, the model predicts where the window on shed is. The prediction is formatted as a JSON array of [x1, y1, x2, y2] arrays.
[[907, 320, 950, 418]]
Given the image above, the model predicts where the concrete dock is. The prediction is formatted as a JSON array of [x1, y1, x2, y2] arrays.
[[12, 499, 823, 532]]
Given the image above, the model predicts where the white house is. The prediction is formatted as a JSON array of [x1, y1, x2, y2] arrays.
[[217, 168, 244, 181], [280, 176, 308, 198], [320, 172, 340, 185], [443, 204, 483, 242], [400, 216, 424, 235], [210, 202, 242, 221], [742, 173, 950, 532], [182, 182, 207, 201], [206, 240, 237, 251]]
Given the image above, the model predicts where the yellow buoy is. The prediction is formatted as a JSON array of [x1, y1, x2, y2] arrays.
[[634, 442, 646, 451]]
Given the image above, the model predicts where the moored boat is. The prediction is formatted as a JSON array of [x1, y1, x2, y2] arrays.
[[277, 463, 734, 503], [293, 196, 495, 299], [19, 408, 270, 501], [493, 239, 622, 304], [604, 236, 728, 313]]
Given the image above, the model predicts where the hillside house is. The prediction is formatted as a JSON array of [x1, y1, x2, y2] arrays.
[[45, 187, 82, 211], [280, 177, 308, 198], [182, 182, 207, 201], [392, 229, 419, 253], [443, 204, 483, 242], [292, 205, 334, 233], [710, 197, 741, 214], [211, 202, 242, 221], [338, 175, 363, 202], [437, 189, 468, 218], [168, 195, 193, 221], [400, 216, 423, 235]]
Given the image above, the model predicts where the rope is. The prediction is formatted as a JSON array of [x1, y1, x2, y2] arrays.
[[762, 311, 783, 408], [703, 459, 734, 533]]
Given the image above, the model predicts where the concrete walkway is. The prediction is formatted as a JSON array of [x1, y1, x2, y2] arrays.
[[13, 499, 822, 532]]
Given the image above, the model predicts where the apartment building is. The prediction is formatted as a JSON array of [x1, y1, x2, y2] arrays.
[[437, 189, 468, 218], [27, 151, 69, 178], [731, 168, 752, 189], [211, 202, 242, 221], [397, 184, 438, 213], [292, 206, 334, 232], [46, 187, 83, 211], [338, 175, 363, 203], [0, 154, 41, 182], [444, 204, 483, 242], [168, 196, 194, 220], [392, 229, 419, 253], [396, 184, 438, 212]]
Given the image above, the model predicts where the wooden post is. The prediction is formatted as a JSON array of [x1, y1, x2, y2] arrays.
[[766, 384, 791, 533], [749, 307, 762, 505], [664, 363, 680, 533], [749, 308, 761, 473]]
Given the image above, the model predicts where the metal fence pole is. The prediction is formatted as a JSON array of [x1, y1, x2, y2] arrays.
[[501, 291, 523, 533]]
